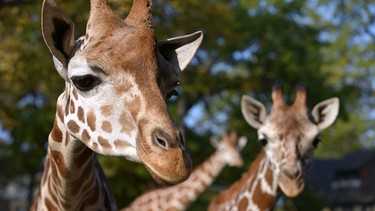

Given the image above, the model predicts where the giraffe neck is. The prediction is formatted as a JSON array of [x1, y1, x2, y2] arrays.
[[209, 150, 280, 211], [31, 93, 117, 211], [124, 151, 226, 211]]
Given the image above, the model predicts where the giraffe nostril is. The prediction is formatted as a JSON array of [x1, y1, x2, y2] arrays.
[[153, 130, 170, 149], [156, 136, 168, 149]]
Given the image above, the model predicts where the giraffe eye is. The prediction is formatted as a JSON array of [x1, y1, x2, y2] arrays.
[[312, 134, 322, 148], [258, 134, 268, 147], [71, 75, 102, 91], [166, 89, 179, 100]]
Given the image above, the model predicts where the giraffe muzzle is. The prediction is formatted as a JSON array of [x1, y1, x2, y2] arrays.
[[138, 128, 192, 185], [279, 168, 305, 197]]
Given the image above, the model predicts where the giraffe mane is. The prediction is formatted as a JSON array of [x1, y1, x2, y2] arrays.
[[210, 151, 267, 209]]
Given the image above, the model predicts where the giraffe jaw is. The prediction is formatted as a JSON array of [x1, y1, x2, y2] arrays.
[[144, 166, 185, 186], [120, 146, 141, 163], [137, 137, 192, 185], [142, 154, 192, 186], [278, 172, 305, 197]]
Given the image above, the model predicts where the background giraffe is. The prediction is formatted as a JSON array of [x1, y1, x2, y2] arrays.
[[209, 84, 339, 211], [31, 0, 203, 210], [123, 131, 247, 211]]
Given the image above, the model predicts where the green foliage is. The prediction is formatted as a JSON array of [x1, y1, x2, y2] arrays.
[[0, 0, 374, 210]]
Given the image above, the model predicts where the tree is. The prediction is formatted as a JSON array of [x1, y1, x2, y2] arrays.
[[304, 0, 375, 147], [0, 0, 373, 210]]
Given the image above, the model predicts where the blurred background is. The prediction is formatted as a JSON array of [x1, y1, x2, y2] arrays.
[[0, 0, 374, 210]]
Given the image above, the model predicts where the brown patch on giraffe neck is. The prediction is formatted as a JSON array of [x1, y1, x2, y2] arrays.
[[92, 142, 99, 151], [101, 121, 112, 133], [81, 129, 91, 142], [77, 106, 85, 123], [238, 197, 249, 210], [251, 159, 278, 210], [98, 136, 111, 149], [65, 95, 71, 116], [67, 120, 80, 134], [50, 120, 63, 143], [87, 110, 96, 131], [65, 131, 71, 146], [100, 105, 113, 116], [50, 149, 69, 179], [209, 151, 272, 211], [114, 139, 131, 150]]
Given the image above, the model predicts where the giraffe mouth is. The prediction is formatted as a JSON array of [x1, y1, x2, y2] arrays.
[[278, 170, 305, 197], [137, 135, 192, 185], [145, 167, 176, 186], [143, 159, 191, 186]]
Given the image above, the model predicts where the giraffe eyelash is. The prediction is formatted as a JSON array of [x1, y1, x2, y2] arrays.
[[71, 74, 102, 91]]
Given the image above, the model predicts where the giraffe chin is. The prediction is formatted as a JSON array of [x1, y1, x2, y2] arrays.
[[143, 165, 189, 186], [278, 173, 305, 197], [137, 138, 193, 186]]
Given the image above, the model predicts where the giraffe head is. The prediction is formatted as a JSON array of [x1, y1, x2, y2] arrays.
[[241, 84, 339, 197], [210, 131, 247, 167], [41, 0, 203, 185]]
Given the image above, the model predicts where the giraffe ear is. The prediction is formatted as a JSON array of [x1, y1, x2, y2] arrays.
[[158, 31, 203, 72], [237, 136, 248, 151], [41, 0, 76, 81], [241, 95, 267, 129], [311, 97, 340, 130]]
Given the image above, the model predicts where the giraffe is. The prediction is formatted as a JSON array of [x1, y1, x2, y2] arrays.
[[123, 131, 247, 211], [208, 84, 340, 211], [31, 0, 203, 210]]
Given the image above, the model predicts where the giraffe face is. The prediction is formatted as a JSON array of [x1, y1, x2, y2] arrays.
[[211, 132, 247, 167], [42, 0, 203, 185], [241, 86, 339, 197], [257, 110, 320, 197]]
